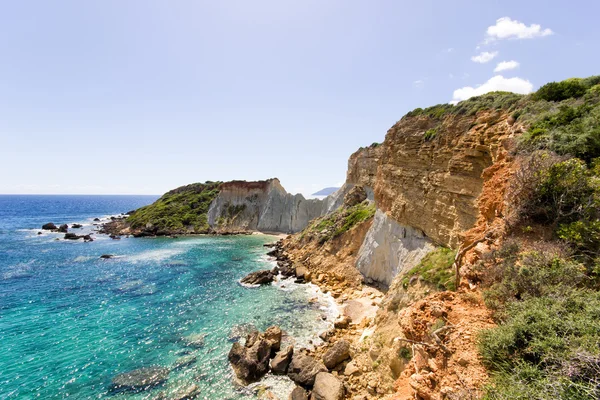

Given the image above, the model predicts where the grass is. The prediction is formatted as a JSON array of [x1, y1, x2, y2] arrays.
[[304, 201, 376, 243], [402, 247, 456, 291], [127, 181, 221, 234]]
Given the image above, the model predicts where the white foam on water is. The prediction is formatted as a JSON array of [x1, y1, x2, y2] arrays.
[[73, 256, 94, 262], [126, 248, 185, 264]]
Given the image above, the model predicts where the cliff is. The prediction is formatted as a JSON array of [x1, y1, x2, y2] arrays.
[[207, 178, 328, 234]]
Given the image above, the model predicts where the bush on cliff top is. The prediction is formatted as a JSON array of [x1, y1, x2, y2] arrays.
[[127, 181, 221, 234]]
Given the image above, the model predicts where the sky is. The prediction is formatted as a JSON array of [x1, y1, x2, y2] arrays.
[[0, 0, 598, 196]]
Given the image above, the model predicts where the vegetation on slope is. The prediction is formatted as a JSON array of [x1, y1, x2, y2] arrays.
[[127, 181, 221, 234], [472, 76, 600, 399], [302, 200, 376, 244], [402, 247, 456, 291]]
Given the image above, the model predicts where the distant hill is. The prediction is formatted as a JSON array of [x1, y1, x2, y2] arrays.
[[311, 187, 340, 196]]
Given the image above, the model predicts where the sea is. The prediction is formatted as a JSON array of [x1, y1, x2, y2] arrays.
[[0, 195, 337, 399]]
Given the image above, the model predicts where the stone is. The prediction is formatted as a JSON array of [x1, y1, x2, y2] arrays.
[[240, 270, 275, 285], [342, 186, 367, 208], [57, 224, 69, 233], [295, 266, 308, 280], [110, 367, 169, 391], [100, 254, 115, 259], [263, 325, 282, 353], [71, 223, 83, 229], [322, 340, 350, 369], [289, 386, 309, 400], [344, 361, 360, 376], [182, 333, 206, 348], [64, 233, 80, 240], [93, 218, 101, 221], [270, 345, 293, 374], [287, 350, 328, 387], [311, 372, 344, 400], [333, 316, 351, 329], [42, 223, 57, 230], [228, 327, 281, 384]]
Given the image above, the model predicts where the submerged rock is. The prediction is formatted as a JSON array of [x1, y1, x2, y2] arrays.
[[57, 224, 69, 233], [100, 254, 115, 259], [322, 340, 350, 369], [64, 233, 80, 240], [240, 270, 275, 286], [110, 366, 169, 391], [42, 222, 57, 230], [168, 383, 200, 399], [182, 333, 206, 348], [71, 223, 83, 229], [311, 372, 344, 400], [287, 350, 328, 387], [172, 354, 197, 370]]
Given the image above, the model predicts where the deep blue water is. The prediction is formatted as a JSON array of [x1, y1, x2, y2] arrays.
[[0, 196, 335, 399]]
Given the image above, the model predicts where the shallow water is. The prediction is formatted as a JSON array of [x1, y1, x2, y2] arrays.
[[0, 196, 336, 399]]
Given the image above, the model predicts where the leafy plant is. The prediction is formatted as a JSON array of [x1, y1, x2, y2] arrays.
[[402, 247, 456, 291]]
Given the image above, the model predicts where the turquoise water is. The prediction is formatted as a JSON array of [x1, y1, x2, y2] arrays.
[[0, 196, 336, 399]]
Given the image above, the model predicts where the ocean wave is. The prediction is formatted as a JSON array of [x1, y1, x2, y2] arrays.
[[126, 248, 185, 263], [2, 262, 35, 281]]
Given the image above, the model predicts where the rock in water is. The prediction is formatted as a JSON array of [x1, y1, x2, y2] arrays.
[[287, 350, 328, 387], [71, 223, 83, 229], [311, 372, 344, 400], [240, 270, 275, 285], [227, 326, 281, 384], [322, 340, 350, 369], [263, 325, 282, 354], [42, 223, 57, 230], [182, 333, 206, 348], [290, 386, 309, 400], [57, 224, 69, 233], [100, 254, 115, 259], [110, 367, 169, 391], [64, 233, 80, 240], [270, 345, 293, 374], [169, 383, 200, 400], [172, 354, 197, 370]]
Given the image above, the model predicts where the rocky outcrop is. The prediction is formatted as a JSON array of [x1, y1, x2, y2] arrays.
[[42, 222, 57, 230], [207, 179, 328, 234], [270, 345, 294, 374], [240, 270, 275, 286], [228, 327, 282, 384], [374, 111, 515, 247], [287, 350, 328, 387], [355, 209, 436, 287], [346, 144, 383, 199]]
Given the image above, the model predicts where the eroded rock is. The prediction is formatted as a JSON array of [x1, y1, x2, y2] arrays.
[[110, 366, 169, 391], [287, 350, 327, 387], [322, 340, 350, 369], [311, 372, 344, 400]]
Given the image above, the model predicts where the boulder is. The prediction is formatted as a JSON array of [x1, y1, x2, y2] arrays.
[[343, 186, 367, 208], [290, 386, 309, 400], [322, 340, 350, 369], [64, 233, 80, 240], [311, 372, 344, 400], [93, 218, 101, 222], [100, 254, 115, 259], [270, 345, 293, 374], [110, 366, 169, 391], [287, 350, 328, 387], [57, 224, 69, 233], [295, 266, 308, 280], [71, 223, 83, 229], [228, 327, 280, 384], [83, 235, 93, 242], [333, 316, 351, 329], [240, 270, 275, 285], [42, 223, 57, 230], [264, 325, 282, 353]]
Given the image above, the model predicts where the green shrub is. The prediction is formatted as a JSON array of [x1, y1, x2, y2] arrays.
[[479, 289, 600, 399], [306, 201, 376, 243], [533, 79, 588, 102], [424, 128, 437, 141], [402, 247, 456, 291], [127, 181, 221, 234]]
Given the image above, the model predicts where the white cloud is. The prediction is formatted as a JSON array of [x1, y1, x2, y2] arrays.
[[486, 17, 553, 41], [471, 51, 498, 63], [413, 79, 425, 88], [494, 60, 520, 72], [451, 75, 534, 103]]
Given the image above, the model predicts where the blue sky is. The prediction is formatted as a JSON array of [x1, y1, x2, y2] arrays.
[[0, 0, 598, 195]]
